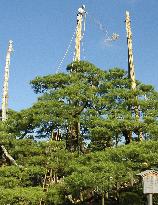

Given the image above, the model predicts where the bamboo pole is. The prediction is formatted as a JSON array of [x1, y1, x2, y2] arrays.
[[125, 11, 143, 142], [2, 40, 13, 121]]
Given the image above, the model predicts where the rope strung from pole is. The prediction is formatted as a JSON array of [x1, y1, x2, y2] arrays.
[[81, 25, 86, 61], [81, 38, 86, 60], [88, 13, 119, 44], [56, 27, 77, 73], [88, 13, 107, 34], [82, 13, 86, 60]]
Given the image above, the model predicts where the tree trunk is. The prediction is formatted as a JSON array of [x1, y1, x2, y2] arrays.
[[67, 121, 80, 153], [123, 130, 132, 144], [102, 192, 105, 205], [80, 190, 83, 202], [115, 133, 119, 147]]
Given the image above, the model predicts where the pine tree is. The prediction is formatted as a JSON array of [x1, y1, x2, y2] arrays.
[[1, 61, 158, 204], [6, 61, 158, 150]]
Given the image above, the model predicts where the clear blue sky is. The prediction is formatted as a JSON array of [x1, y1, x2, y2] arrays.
[[0, 0, 157, 111]]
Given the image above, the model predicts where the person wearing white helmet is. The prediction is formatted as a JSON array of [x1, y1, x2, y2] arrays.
[[77, 5, 86, 23]]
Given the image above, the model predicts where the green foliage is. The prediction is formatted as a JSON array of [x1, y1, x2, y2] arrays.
[[46, 184, 67, 205], [0, 122, 71, 204], [64, 141, 158, 203], [6, 61, 158, 150], [0, 61, 158, 204], [0, 186, 44, 205]]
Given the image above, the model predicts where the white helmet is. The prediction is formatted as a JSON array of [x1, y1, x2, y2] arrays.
[[82, 5, 86, 9]]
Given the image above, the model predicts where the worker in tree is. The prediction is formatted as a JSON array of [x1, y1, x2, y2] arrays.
[[77, 5, 86, 23]]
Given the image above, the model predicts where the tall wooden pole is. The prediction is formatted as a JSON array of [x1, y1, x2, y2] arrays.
[[125, 11, 143, 141], [74, 5, 86, 62], [2, 40, 13, 121], [0, 40, 20, 167], [125, 11, 136, 90]]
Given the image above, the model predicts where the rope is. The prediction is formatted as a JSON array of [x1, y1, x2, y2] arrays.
[[88, 13, 119, 44], [81, 40, 85, 60], [81, 25, 86, 60], [56, 10, 119, 74], [88, 13, 109, 37], [81, 13, 86, 61], [56, 27, 77, 73]]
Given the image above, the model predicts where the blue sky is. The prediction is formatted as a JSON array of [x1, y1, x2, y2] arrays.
[[0, 0, 157, 110]]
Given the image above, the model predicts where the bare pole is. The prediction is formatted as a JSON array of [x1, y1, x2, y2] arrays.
[[125, 11, 136, 90], [2, 40, 13, 121], [0, 40, 20, 167], [125, 11, 143, 141]]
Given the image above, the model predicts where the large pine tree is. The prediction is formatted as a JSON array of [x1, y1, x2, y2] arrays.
[[6, 61, 158, 149], [0, 61, 158, 204]]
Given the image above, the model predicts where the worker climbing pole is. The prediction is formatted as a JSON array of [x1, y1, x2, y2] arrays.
[[2, 40, 13, 121], [56, 5, 86, 73], [125, 11, 143, 142], [56, 5, 119, 73]]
